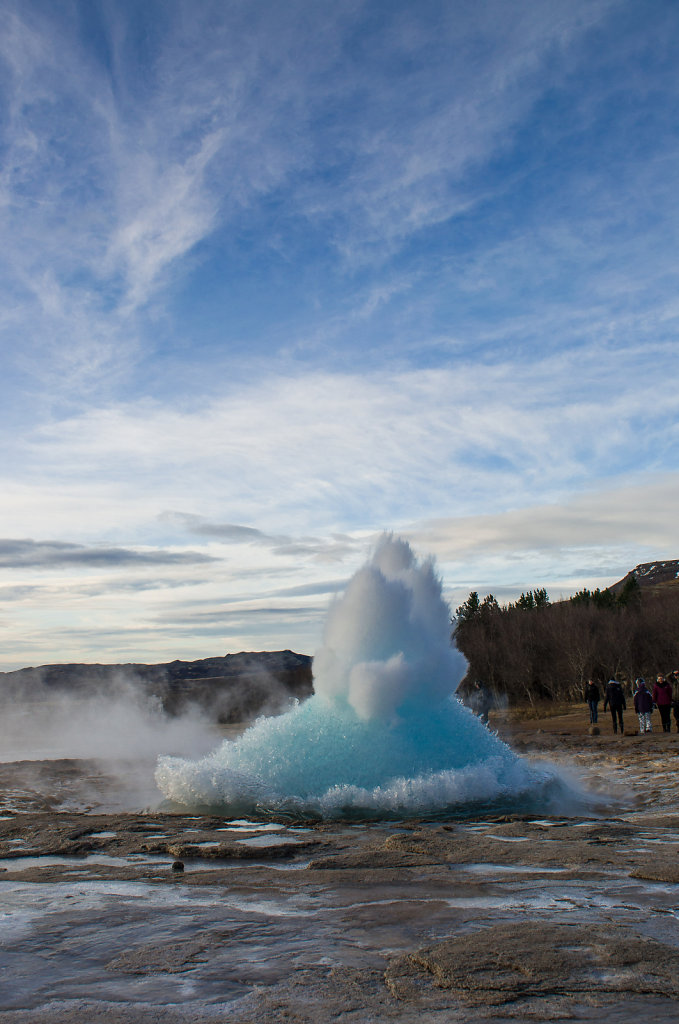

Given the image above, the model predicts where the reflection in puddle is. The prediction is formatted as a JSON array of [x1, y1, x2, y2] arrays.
[[236, 835, 303, 848], [529, 820, 593, 828], [221, 821, 284, 832], [168, 857, 311, 872], [0, 854, 172, 871], [0, 850, 313, 875], [457, 862, 570, 874], [269, 861, 312, 871], [486, 835, 530, 842], [443, 893, 583, 911]]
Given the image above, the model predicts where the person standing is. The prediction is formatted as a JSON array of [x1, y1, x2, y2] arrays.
[[633, 678, 653, 734], [653, 673, 673, 733], [603, 677, 626, 734], [473, 680, 492, 726], [667, 669, 679, 733], [584, 679, 600, 724]]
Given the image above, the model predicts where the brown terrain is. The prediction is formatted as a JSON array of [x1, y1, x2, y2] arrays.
[[1, 705, 679, 1023]]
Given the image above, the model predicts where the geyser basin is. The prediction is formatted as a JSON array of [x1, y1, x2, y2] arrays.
[[156, 536, 563, 818]]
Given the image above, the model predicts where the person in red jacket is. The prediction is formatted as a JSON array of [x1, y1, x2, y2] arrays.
[[652, 673, 673, 733]]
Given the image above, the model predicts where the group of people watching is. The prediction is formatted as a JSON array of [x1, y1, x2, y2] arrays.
[[584, 671, 679, 735]]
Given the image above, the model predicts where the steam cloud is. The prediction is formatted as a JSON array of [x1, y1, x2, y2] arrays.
[[156, 535, 566, 818], [0, 674, 219, 763], [0, 673, 224, 812]]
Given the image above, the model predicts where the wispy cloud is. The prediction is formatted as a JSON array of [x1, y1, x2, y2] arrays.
[[0, 538, 216, 569], [270, 580, 348, 598], [414, 476, 679, 561], [161, 515, 281, 544], [164, 513, 361, 562], [295, 0, 619, 262], [0, 0, 628, 396], [17, 343, 677, 538]]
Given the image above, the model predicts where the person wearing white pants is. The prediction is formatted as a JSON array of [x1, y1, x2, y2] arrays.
[[634, 678, 653, 734]]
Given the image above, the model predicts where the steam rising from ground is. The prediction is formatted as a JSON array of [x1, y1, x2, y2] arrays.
[[156, 536, 567, 818], [0, 675, 222, 812], [0, 675, 219, 763]]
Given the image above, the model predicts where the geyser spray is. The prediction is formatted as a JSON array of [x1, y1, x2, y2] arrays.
[[155, 535, 560, 818]]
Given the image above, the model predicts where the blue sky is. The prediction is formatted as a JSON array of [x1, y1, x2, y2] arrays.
[[1, 0, 678, 669]]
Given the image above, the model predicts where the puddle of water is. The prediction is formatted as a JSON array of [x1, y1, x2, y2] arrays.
[[637, 834, 679, 843], [456, 862, 570, 874], [154, 857, 312, 872], [486, 835, 531, 842], [529, 820, 593, 828], [218, 896, 317, 917], [0, 850, 314, 875], [218, 821, 311, 835], [269, 861, 312, 871], [349, 822, 399, 828], [236, 835, 303, 848], [0, 854, 170, 871], [333, 889, 619, 915], [219, 822, 285, 833], [443, 894, 582, 911]]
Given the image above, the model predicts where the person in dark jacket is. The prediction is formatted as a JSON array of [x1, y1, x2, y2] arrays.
[[473, 680, 492, 726], [584, 679, 600, 724], [633, 678, 653, 734], [668, 669, 679, 733], [653, 673, 673, 733], [603, 678, 626, 734]]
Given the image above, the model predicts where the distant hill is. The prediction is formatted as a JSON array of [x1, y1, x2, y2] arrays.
[[0, 650, 314, 724], [610, 559, 679, 595]]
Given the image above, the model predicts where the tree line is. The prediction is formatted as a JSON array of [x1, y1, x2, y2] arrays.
[[452, 579, 679, 707]]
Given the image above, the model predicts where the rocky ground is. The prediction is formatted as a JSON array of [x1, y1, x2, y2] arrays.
[[1, 707, 679, 1022]]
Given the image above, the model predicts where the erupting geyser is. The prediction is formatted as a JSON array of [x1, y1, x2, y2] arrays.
[[155, 536, 561, 818]]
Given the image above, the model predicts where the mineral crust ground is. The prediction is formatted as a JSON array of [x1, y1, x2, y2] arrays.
[[1, 708, 679, 1022]]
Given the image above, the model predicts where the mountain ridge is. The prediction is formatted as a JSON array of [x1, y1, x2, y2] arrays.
[[0, 650, 314, 724], [610, 559, 679, 594]]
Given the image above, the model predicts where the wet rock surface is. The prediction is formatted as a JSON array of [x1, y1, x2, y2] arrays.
[[386, 921, 679, 1012], [1, 709, 679, 1022]]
